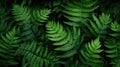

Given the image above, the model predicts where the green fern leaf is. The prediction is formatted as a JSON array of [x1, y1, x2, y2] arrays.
[[46, 21, 82, 58], [16, 41, 60, 67], [110, 21, 120, 32], [32, 8, 51, 24], [62, 0, 99, 27], [83, 13, 111, 37], [0, 18, 13, 35], [104, 38, 120, 66], [79, 37, 103, 66], [12, 4, 31, 24], [0, 27, 20, 66], [109, 21, 120, 38]]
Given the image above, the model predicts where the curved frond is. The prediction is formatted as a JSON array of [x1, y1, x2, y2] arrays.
[[109, 21, 120, 38], [12, 4, 31, 24], [62, 0, 99, 27], [83, 13, 111, 36], [32, 8, 51, 25], [0, 27, 20, 66], [79, 37, 103, 66], [0, 18, 13, 35], [110, 21, 120, 32], [16, 41, 60, 67], [46, 21, 82, 58], [104, 38, 120, 67]]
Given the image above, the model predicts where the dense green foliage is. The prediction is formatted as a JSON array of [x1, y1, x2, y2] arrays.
[[0, 0, 120, 67]]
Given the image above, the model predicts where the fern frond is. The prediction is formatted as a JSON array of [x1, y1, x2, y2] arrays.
[[62, 0, 99, 27], [79, 37, 103, 66], [0, 27, 20, 66], [83, 13, 111, 36], [42, 0, 63, 19], [110, 21, 120, 32], [46, 21, 82, 58], [12, 4, 31, 24], [16, 41, 60, 67], [104, 38, 120, 67], [0, 18, 13, 35], [109, 21, 120, 38], [58, 27, 83, 58], [104, 38, 117, 58], [46, 21, 70, 46], [32, 8, 51, 24], [12, 4, 51, 25]]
